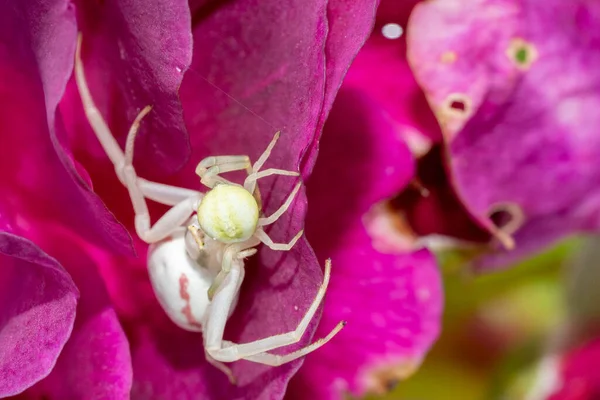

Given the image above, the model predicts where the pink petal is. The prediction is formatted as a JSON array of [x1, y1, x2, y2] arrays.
[[0, 0, 130, 253], [66, 0, 193, 178], [408, 0, 600, 269], [301, 0, 381, 175], [344, 0, 442, 155], [547, 337, 600, 400], [288, 89, 443, 399], [22, 226, 132, 399], [0, 233, 78, 397]]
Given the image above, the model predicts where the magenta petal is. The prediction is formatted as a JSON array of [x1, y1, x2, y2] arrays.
[[0, 233, 78, 397], [71, 0, 192, 177], [547, 337, 600, 400], [185, 0, 378, 178], [289, 89, 443, 399], [0, 0, 130, 253], [301, 0, 380, 175], [24, 228, 132, 399], [408, 0, 600, 268], [182, 1, 326, 170], [289, 248, 442, 400], [344, 0, 442, 154]]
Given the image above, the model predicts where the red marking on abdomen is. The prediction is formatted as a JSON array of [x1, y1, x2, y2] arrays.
[[179, 274, 202, 329]]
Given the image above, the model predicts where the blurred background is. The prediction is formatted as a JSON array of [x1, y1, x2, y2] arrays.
[[351, 1, 600, 398], [365, 237, 585, 400]]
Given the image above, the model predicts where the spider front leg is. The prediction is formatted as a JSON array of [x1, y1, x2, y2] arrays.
[[119, 110, 204, 244], [75, 34, 204, 244], [243, 132, 301, 195], [204, 259, 346, 364], [238, 133, 304, 251], [205, 240, 260, 300], [195, 155, 253, 188], [205, 350, 236, 385]]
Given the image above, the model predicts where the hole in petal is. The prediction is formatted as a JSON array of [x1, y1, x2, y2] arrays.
[[442, 93, 472, 118], [449, 99, 466, 112], [438, 93, 473, 138], [506, 38, 538, 70]]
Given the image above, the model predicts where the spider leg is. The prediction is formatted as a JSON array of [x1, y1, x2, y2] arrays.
[[222, 322, 344, 366], [244, 168, 299, 195], [76, 35, 206, 244], [252, 131, 280, 172], [137, 179, 202, 206], [75, 34, 123, 171], [126, 171, 201, 243], [254, 228, 303, 251], [195, 155, 251, 188], [75, 34, 203, 209], [120, 124, 202, 243], [243, 132, 300, 194], [205, 260, 346, 364], [207, 241, 259, 300], [204, 350, 237, 385], [258, 182, 301, 227]]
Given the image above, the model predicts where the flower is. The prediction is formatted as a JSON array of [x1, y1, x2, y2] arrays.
[[2, 1, 443, 399]]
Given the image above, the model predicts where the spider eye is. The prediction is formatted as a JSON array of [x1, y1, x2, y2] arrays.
[[197, 184, 259, 243]]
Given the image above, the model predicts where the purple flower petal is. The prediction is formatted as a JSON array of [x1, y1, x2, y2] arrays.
[[301, 0, 380, 175], [0, 233, 78, 397], [22, 227, 132, 399], [0, 0, 130, 253], [288, 89, 443, 399], [70, 0, 193, 177], [125, 2, 377, 397], [545, 337, 600, 400], [181, 1, 326, 172], [344, 0, 442, 156], [408, 0, 600, 268]]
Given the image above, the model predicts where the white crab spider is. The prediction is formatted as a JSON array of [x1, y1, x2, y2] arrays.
[[74, 36, 345, 378]]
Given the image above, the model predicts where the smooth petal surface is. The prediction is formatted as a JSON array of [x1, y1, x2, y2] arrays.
[[0, 0, 130, 253], [22, 226, 132, 399], [301, 0, 379, 175], [288, 89, 443, 399], [408, 0, 600, 268], [344, 0, 442, 157], [0, 233, 78, 397], [66, 0, 193, 178]]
